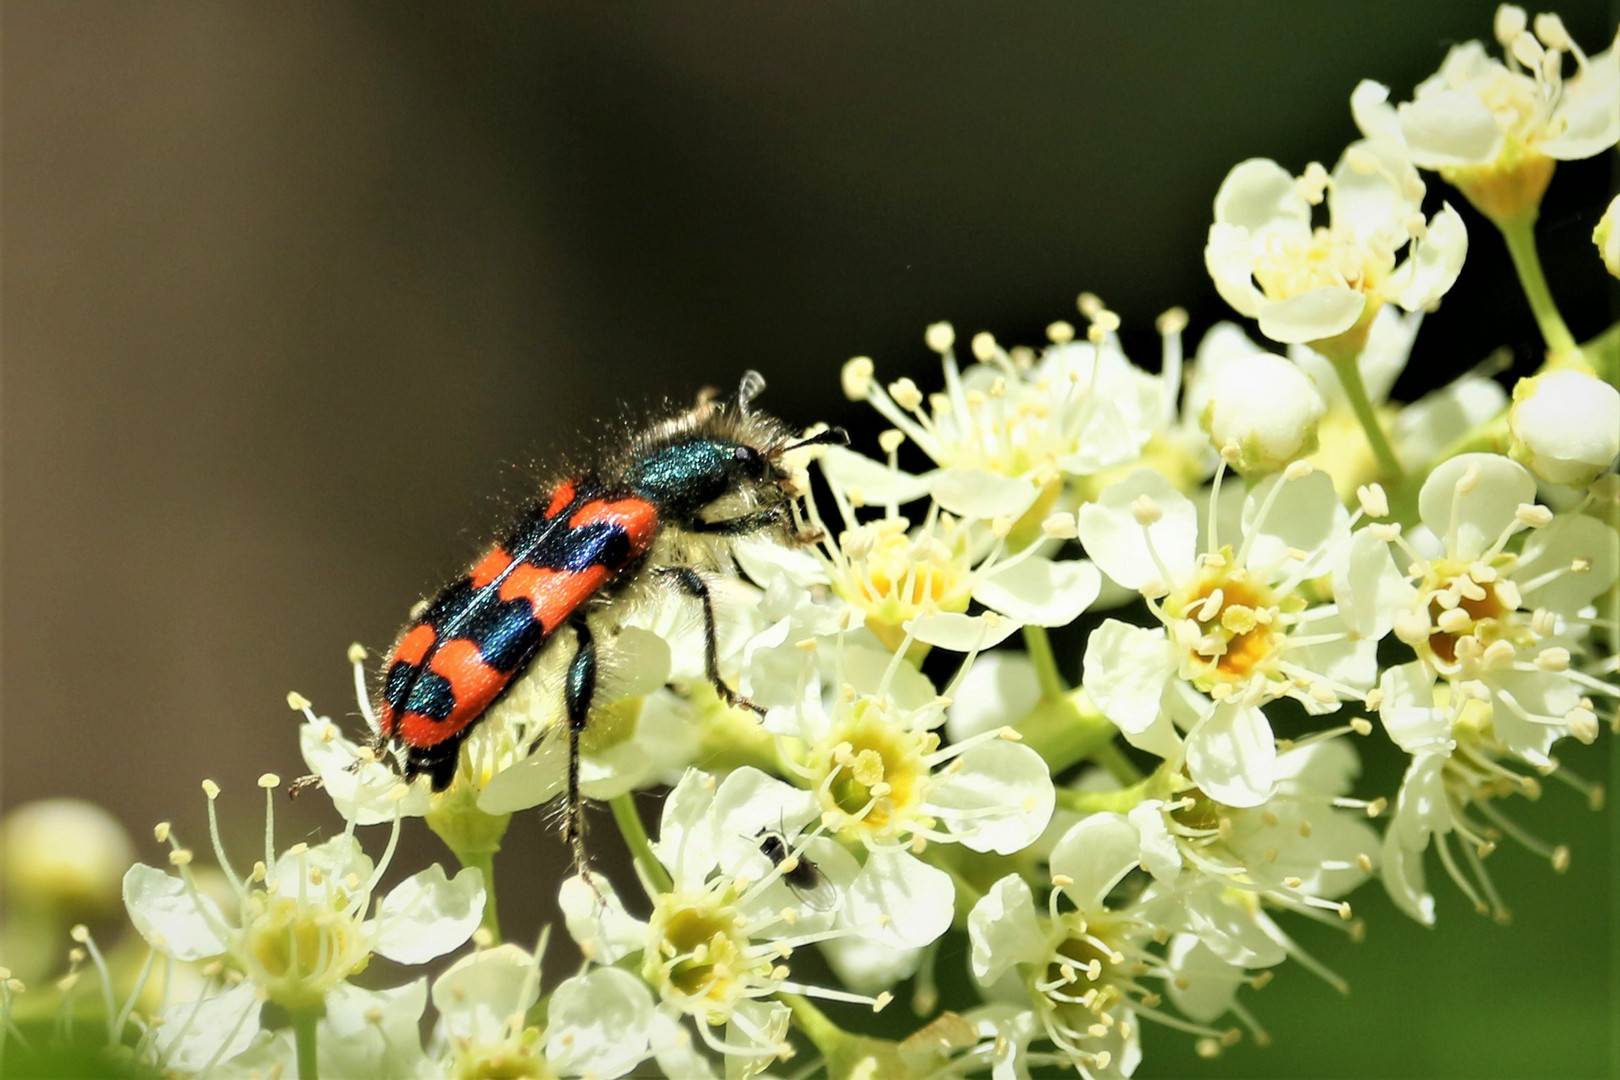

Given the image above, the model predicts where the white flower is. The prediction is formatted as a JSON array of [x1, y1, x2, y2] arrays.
[[1384, 453, 1619, 766], [1352, 8, 1619, 219], [1205, 142, 1467, 351], [745, 615, 1057, 862], [560, 768, 893, 1076], [1078, 466, 1383, 804], [1508, 369, 1620, 487], [1376, 661, 1585, 925], [967, 814, 1230, 1078], [1597, 193, 1620, 277], [430, 943, 655, 1079], [122, 777, 483, 1018], [837, 314, 1169, 505], [1200, 350, 1326, 475]]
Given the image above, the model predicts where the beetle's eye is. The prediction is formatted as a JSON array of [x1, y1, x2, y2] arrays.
[[733, 444, 765, 477]]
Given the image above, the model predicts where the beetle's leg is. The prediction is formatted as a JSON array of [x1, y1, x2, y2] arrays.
[[688, 505, 788, 537], [656, 567, 765, 716], [563, 615, 599, 888]]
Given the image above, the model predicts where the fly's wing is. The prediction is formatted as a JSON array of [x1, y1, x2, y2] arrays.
[[378, 479, 662, 780]]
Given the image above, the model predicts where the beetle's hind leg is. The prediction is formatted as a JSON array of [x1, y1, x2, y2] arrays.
[[656, 567, 765, 717], [562, 615, 600, 891]]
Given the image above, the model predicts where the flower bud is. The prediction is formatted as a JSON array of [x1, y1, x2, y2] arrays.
[[1508, 369, 1620, 487], [1595, 194, 1620, 280], [2, 799, 133, 919], [1200, 353, 1325, 476]]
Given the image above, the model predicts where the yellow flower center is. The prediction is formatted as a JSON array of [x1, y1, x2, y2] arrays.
[[1251, 226, 1391, 304], [835, 519, 972, 652], [242, 892, 367, 1011], [448, 1028, 556, 1080], [643, 887, 764, 1026], [1164, 551, 1297, 696], [807, 698, 936, 841]]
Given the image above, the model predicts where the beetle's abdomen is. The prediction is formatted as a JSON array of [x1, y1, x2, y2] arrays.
[[377, 478, 661, 782]]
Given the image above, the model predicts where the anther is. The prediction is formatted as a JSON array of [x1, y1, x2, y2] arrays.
[[842, 357, 875, 400], [1047, 320, 1076, 344], [202, 779, 221, 800], [257, 773, 281, 789], [286, 692, 311, 711], [925, 322, 956, 354], [347, 642, 367, 664], [971, 331, 997, 361]]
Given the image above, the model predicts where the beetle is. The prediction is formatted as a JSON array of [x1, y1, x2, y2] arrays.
[[372, 371, 844, 870]]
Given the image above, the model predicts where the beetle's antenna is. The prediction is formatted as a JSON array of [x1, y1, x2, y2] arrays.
[[738, 371, 768, 415], [772, 427, 850, 458]]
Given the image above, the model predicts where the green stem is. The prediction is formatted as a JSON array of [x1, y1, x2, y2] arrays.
[[459, 848, 501, 941], [1329, 352, 1404, 483], [781, 993, 844, 1059], [291, 1008, 320, 1080], [1056, 776, 1153, 815], [1015, 689, 1118, 775], [610, 793, 672, 896], [1092, 741, 1144, 785], [1022, 625, 1067, 700], [1498, 212, 1578, 361]]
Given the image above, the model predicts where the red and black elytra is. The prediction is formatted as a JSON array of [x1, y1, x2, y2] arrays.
[[372, 371, 844, 864]]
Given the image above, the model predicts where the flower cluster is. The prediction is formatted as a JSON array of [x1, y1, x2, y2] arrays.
[[10, 6, 1615, 1079]]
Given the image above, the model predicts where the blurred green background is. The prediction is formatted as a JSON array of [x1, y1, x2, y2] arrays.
[[4, 3, 1614, 1077]]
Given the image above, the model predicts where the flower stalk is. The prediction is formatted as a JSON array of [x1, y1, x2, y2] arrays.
[[1497, 212, 1579, 363], [609, 792, 672, 896], [290, 1007, 320, 1080]]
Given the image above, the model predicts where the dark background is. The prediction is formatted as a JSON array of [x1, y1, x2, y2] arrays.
[[4, 3, 1615, 1076]]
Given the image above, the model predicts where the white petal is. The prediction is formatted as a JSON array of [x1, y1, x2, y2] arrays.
[[905, 611, 1021, 652], [1081, 621, 1172, 734], [559, 873, 646, 965], [968, 874, 1048, 984], [478, 732, 566, 815], [927, 741, 1055, 854], [929, 468, 1039, 521], [1205, 223, 1268, 317], [1213, 158, 1308, 233], [1381, 826, 1435, 925], [846, 850, 954, 949], [1419, 453, 1535, 560], [546, 967, 655, 1079], [1256, 287, 1366, 345], [1175, 882, 1288, 968], [1396, 374, 1507, 470], [1049, 813, 1140, 912], [122, 863, 229, 961], [1385, 203, 1468, 312], [971, 556, 1101, 628], [1333, 527, 1417, 641], [1076, 469, 1197, 589], [1350, 80, 1403, 145], [723, 999, 791, 1078], [653, 768, 721, 888], [321, 980, 429, 1080], [945, 652, 1040, 741], [817, 936, 923, 995], [1542, 34, 1620, 160], [1129, 802, 1182, 883], [369, 864, 483, 965], [1184, 703, 1276, 807], [432, 944, 540, 1046], [1518, 513, 1620, 613], [1165, 936, 1249, 1023], [819, 444, 933, 505], [299, 723, 432, 825], [649, 1012, 720, 1080], [155, 981, 262, 1073], [1397, 88, 1504, 167], [1330, 138, 1421, 246], [708, 767, 821, 871], [1239, 468, 1345, 579]]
